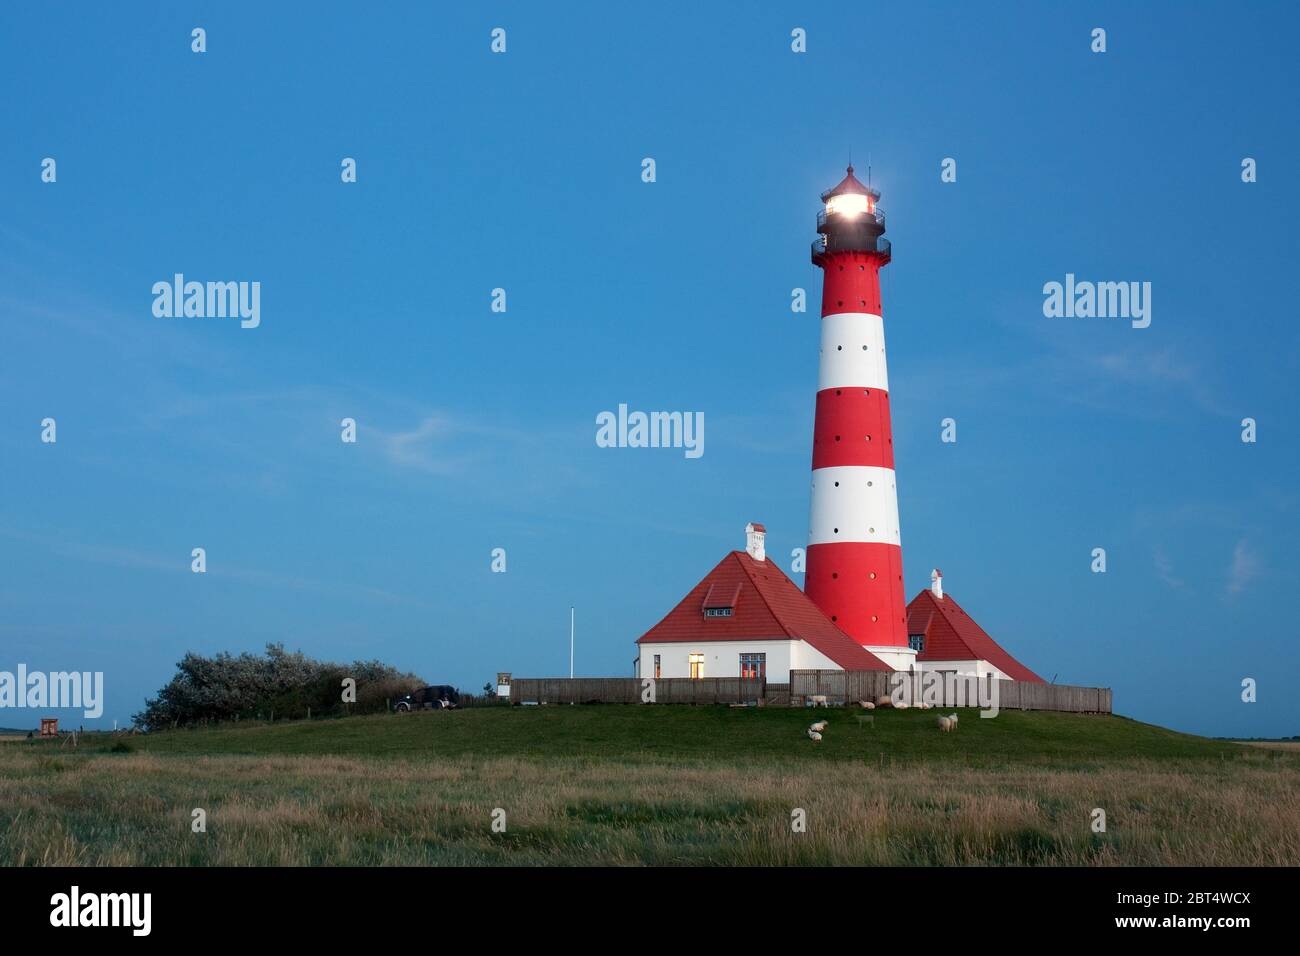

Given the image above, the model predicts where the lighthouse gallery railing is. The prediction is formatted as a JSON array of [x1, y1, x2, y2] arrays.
[[811, 236, 892, 258]]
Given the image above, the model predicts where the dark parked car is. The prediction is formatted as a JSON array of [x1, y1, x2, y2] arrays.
[[393, 685, 460, 711]]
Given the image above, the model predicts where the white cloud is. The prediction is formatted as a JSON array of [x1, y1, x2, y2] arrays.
[[373, 414, 476, 476], [1225, 539, 1260, 597]]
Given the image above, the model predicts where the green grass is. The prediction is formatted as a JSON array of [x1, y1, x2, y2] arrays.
[[66, 705, 1237, 765], [3, 706, 1296, 866]]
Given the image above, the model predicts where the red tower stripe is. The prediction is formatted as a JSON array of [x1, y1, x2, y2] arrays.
[[811, 386, 895, 470], [819, 252, 883, 316], [804, 541, 907, 647]]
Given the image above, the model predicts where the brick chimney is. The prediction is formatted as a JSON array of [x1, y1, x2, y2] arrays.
[[930, 568, 943, 600], [745, 522, 767, 562]]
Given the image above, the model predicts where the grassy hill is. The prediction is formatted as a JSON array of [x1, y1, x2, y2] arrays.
[[2, 706, 1297, 867], [74, 705, 1236, 764]]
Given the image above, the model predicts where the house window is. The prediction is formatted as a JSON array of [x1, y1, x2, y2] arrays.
[[653, 654, 661, 679], [739, 653, 766, 680], [909, 633, 925, 652], [704, 607, 733, 617], [688, 653, 705, 679]]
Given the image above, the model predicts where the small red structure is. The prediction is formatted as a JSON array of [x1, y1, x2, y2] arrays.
[[906, 571, 1044, 682], [39, 718, 58, 737]]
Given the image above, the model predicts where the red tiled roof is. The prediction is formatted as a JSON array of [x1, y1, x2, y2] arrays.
[[637, 551, 890, 671], [907, 588, 1044, 682]]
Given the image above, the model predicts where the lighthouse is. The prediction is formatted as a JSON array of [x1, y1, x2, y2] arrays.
[[805, 167, 914, 670], [632, 169, 1045, 684]]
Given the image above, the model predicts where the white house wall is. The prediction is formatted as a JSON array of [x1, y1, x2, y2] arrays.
[[636, 645, 1017, 683], [638, 639, 841, 680]]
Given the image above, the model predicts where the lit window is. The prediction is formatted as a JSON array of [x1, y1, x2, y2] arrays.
[[688, 653, 705, 679], [653, 654, 661, 680], [739, 653, 766, 680], [826, 193, 870, 219], [704, 607, 733, 617], [909, 634, 925, 652]]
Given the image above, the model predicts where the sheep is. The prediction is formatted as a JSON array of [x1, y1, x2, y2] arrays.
[[875, 695, 893, 709], [807, 729, 823, 742], [937, 716, 954, 733], [858, 700, 875, 710], [895, 700, 909, 710], [808, 720, 828, 733], [948, 712, 959, 726]]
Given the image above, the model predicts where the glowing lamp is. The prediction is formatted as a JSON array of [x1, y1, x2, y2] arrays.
[[826, 192, 870, 219]]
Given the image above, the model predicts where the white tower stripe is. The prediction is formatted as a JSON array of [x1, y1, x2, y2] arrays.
[[809, 465, 902, 546], [818, 312, 889, 391]]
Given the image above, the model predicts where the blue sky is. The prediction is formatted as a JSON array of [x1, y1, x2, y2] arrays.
[[1, 2, 1296, 737]]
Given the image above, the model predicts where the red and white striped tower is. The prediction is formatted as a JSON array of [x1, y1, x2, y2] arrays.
[[805, 167, 913, 669]]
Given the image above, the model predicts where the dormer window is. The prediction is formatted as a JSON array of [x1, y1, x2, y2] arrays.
[[909, 633, 925, 652], [700, 581, 741, 619]]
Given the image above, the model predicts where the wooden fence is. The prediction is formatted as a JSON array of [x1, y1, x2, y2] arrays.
[[507, 672, 1110, 713], [789, 670, 1111, 714], [510, 677, 763, 705]]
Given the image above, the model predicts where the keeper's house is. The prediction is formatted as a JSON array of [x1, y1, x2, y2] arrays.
[[635, 524, 890, 681], [635, 525, 1042, 683]]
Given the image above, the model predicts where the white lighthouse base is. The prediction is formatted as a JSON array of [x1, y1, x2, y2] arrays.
[[863, 645, 918, 671]]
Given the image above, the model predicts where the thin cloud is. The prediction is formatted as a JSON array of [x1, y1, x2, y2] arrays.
[[1225, 539, 1260, 597], [373, 414, 478, 476], [1153, 547, 1184, 589]]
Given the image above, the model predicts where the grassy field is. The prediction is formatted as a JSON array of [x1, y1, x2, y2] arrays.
[[2, 706, 1297, 866]]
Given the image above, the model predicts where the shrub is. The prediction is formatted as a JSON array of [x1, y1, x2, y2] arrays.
[[132, 643, 424, 731]]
